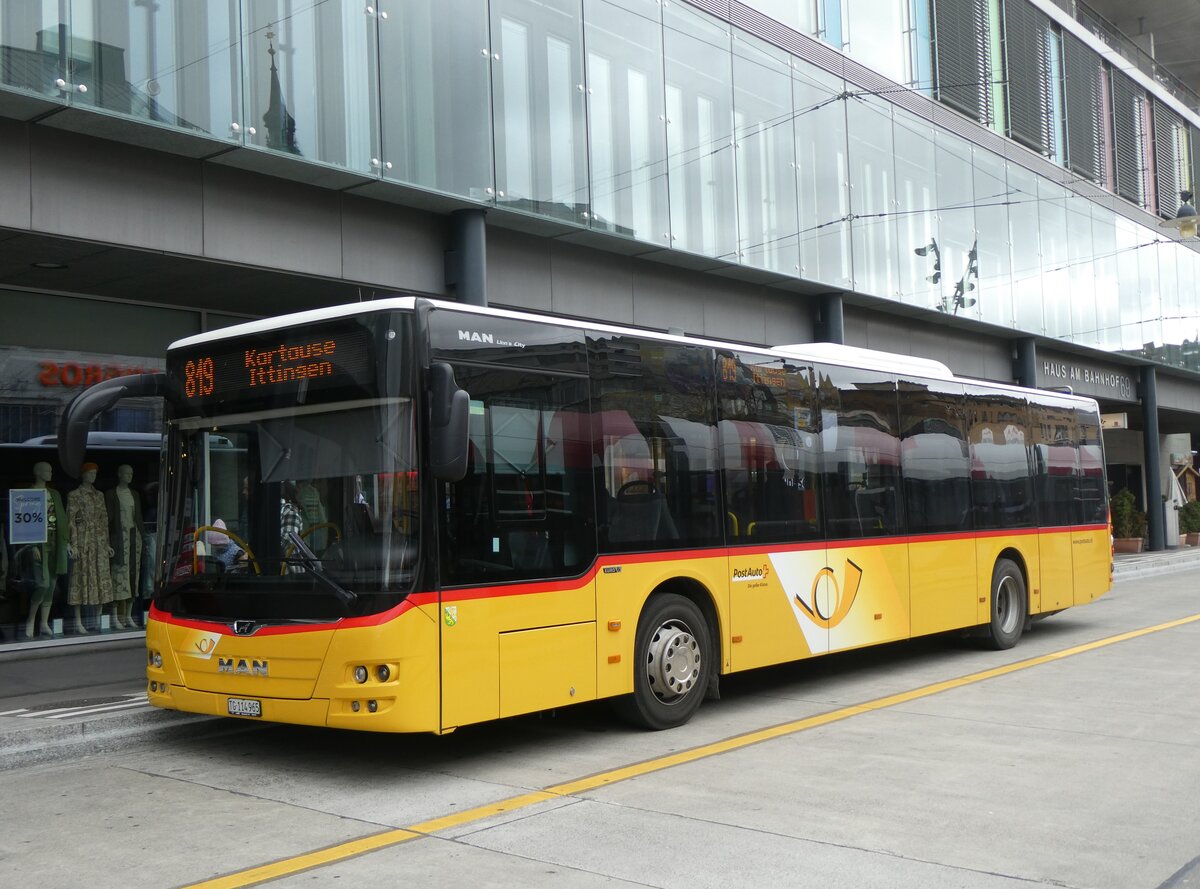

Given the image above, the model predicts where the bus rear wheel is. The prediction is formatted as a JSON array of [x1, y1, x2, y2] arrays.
[[616, 593, 711, 730], [987, 559, 1026, 650]]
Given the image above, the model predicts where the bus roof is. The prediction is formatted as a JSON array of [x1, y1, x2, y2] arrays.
[[168, 296, 1098, 409]]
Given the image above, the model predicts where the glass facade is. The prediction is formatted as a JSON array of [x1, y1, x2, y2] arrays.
[[0, 0, 1198, 371]]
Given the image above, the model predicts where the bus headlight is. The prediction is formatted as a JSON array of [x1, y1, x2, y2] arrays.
[[376, 665, 391, 682], [353, 665, 368, 684]]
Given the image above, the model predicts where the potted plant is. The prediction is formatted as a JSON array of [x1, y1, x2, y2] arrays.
[[1110, 488, 1147, 554], [1179, 500, 1200, 547]]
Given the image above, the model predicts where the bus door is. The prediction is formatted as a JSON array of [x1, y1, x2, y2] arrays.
[[718, 354, 827, 669], [436, 371, 598, 729], [906, 381, 976, 637], [1032, 401, 1078, 612]]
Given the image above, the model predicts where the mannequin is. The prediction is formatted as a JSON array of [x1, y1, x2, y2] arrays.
[[25, 462, 70, 639], [106, 464, 143, 630], [67, 462, 113, 634]]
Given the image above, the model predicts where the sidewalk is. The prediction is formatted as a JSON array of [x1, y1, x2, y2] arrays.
[[1, 546, 1196, 770]]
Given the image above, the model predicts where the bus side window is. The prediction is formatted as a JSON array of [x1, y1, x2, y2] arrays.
[[590, 335, 720, 553], [439, 369, 595, 585]]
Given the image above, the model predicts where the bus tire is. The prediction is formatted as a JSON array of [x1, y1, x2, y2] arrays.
[[987, 559, 1026, 650], [615, 593, 712, 731]]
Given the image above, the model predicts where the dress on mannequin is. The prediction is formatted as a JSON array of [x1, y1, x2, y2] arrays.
[[106, 464, 144, 630], [26, 461, 70, 639], [67, 462, 113, 633]]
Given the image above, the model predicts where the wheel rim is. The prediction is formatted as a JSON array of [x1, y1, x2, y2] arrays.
[[995, 575, 1021, 635], [644, 619, 702, 705]]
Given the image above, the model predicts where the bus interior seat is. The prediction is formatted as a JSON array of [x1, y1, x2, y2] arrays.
[[608, 492, 679, 543]]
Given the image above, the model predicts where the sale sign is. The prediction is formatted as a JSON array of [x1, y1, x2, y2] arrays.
[[8, 489, 48, 544]]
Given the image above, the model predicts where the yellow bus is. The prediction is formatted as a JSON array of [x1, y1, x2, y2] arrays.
[[59, 297, 1111, 733]]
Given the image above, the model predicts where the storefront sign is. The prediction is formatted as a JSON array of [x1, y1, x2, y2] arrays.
[[1039, 356, 1135, 401], [8, 488, 47, 544]]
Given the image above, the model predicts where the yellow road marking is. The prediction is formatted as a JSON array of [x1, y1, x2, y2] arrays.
[[183, 612, 1200, 888]]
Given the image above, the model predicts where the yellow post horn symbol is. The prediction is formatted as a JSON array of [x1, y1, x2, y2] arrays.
[[796, 559, 863, 629]]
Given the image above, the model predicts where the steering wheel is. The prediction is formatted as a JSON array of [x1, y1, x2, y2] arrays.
[[617, 478, 657, 500], [192, 525, 261, 575]]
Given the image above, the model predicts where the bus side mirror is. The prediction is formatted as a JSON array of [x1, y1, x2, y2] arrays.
[[429, 363, 469, 483], [58, 372, 172, 478]]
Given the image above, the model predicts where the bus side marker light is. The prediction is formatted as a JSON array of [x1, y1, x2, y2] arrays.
[[874, 613, 882, 621], [731, 635, 743, 643], [979, 597, 986, 603], [607, 621, 621, 631], [608, 655, 620, 664]]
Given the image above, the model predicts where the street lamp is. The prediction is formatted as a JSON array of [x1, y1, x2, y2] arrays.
[[1159, 190, 1198, 239]]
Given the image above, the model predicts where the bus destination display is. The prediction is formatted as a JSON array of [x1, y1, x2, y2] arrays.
[[177, 327, 373, 404]]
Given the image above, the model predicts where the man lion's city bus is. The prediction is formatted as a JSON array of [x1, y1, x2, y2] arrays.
[[58, 297, 1111, 733]]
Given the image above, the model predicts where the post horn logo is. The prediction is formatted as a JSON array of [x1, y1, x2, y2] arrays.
[[796, 559, 863, 630]]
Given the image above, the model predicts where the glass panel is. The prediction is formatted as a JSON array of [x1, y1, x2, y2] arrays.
[[717, 351, 820, 543], [845, 0, 906, 85], [583, 0, 669, 244], [591, 335, 720, 552], [966, 387, 1033, 530], [794, 60, 850, 287], [379, 0, 493, 199], [663, 2, 736, 259], [898, 379, 970, 534], [1066, 193, 1096, 347], [493, 0, 589, 224], [0, 1, 69, 101], [241, 2, 379, 172], [1047, 27, 1067, 166], [1038, 178, 1070, 338], [819, 0, 844, 50], [64, 2, 240, 140], [1138, 235, 1161, 353], [816, 364, 901, 540], [908, 0, 934, 93], [755, 1, 818, 35], [847, 93, 896, 298], [441, 369, 595, 585], [893, 108, 936, 308], [1007, 163, 1042, 333], [1158, 242, 1180, 356], [1030, 398, 1078, 527], [972, 149, 1012, 327], [934, 131, 979, 319], [1114, 214, 1142, 351], [732, 33, 798, 273], [1091, 204, 1120, 351]]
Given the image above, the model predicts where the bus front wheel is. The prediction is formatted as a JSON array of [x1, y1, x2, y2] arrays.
[[616, 593, 711, 730], [987, 559, 1026, 650]]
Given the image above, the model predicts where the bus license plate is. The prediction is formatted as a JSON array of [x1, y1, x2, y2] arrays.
[[227, 698, 262, 718]]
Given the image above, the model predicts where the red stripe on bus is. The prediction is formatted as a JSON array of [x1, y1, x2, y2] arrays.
[[151, 523, 1111, 635]]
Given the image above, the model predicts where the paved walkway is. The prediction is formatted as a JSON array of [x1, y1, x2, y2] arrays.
[[1, 546, 1196, 770]]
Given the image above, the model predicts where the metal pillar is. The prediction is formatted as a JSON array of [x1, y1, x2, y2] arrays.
[[445, 209, 488, 306], [814, 293, 844, 344], [1141, 366, 1165, 551], [1013, 338, 1038, 388]]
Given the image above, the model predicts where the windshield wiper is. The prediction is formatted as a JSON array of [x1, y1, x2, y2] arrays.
[[284, 531, 357, 607]]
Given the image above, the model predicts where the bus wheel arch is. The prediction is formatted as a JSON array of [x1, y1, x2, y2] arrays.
[[986, 555, 1027, 650], [615, 579, 718, 730]]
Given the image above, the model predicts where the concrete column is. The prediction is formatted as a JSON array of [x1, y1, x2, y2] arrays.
[[1013, 338, 1037, 388], [1141, 366, 1165, 551], [445, 209, 487, 306], [814, 293, 844, 344]]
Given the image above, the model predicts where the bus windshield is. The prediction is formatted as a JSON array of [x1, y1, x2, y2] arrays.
[[156, 397, 419, 622]]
